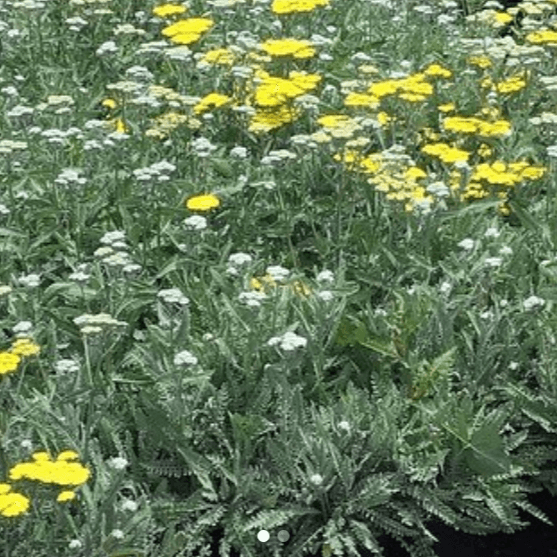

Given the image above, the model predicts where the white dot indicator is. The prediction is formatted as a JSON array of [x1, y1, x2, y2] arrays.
[[257, 530, 270, 543], [278, 529, 290, 542]]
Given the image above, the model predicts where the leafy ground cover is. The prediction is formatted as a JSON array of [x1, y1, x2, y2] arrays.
[[1, 0, 557, 555]]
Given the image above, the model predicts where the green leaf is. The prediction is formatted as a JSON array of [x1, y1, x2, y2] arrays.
[[211, 157, 235, 178], [108, 549, 146, 557], [464, 410, 512, 478]]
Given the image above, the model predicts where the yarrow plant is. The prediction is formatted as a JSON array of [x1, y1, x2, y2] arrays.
[[1, 0, 557, 555]]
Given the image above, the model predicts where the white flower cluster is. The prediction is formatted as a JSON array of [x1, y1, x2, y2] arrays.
[[54, 168, 87, 187], [73, 313, 127, 335], [173, 349, 198, 366], [183, 215, 207, 230], [261, 149, 297, 166], [54, 359, 80, 375], [18, 273, 41, 288], [13, 321, 33, 339], [94, 230, 142, 274], [191, 137, 217, 158], [226, 251, 253, 277], [523, 295, 545, 311], [132, 159, 176, 182], [267, 331, 307, 351], [107, 457, 128, 470], [157, 288, 190, 306]]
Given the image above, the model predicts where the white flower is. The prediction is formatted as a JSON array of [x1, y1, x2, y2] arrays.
[[266, 265, 290, 282], [107, 457, 128, 470], [239, 291, 267, 307], [316, 269, 334, 283], [458, 238, 475, 251], [484, 257, 502, 267], [100, 230, 126, 245], [230, 146, 248, 159], [157, 288, 190, 306], [69, 270, 90, 283], [68, 540, 83, 549], [0, 285, 12, 296], [81, 326, 103, 335], [13, 321, 33, 334], [267, 331, 307, 351], [509, 361, 519, 370], [55, 359, 80, 375], [19, 273, 41, 288], [439, 281, 452, 295], [309, 473, 323, 485], [174, 350, 198, 366], [110, 529, 125, 540], [523, 295, 545, 311], [484, 227, 500, 238], [499, 245, 513, 256], [338, 420, 350, 432], [121, 499, 138, 511], [317, 290, 334, 302], [184, 215, 207, 230], [228, 252, 252, 267]]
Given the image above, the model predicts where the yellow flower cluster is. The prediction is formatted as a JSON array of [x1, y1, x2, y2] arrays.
[[186, 193, 221, 211], [526, 29, 557, 46], [442, 115, 512, 138], [421, 142, 471, 165], [161, 17, 214, 45], [252, 70, 322, 107], [152, 3, 187, 18], [271, 0, 330, 14], [333, 150, 433, 213], [0, 338, 40, 376], [250, 274, 312, 298], [0, 484, 30, 517], [317, 114, 363, 139], [1, 451, 90, 517], [471, 160, 546, 186], [198, 47, 237, 67], [259, 38, 316, 59], [193, 93, 232, 115], [495, 72, 528, 94]]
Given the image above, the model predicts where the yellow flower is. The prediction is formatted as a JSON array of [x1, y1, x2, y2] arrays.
[[57, 451, 79, 462], [496, 73, 527, 94], [153, 3, 187, 17], [467, 55, 492, 69], [0, 487, 30, 517], [438, 102, 455, 113], [10, 338, 40, 357], [162, 18, 213, 44], [421, 63, 452, 79], [248, 105, 302, 133], [199, 47, 236, 66], [343, 92, 380, 108], [0, 352, 20, 375], [525, 29, 557, 45], [271, 0, 330, 14], [259, 38, 316, 59], [186, 193, 221, 211], [421, 142, 470, 164], [57, 490, 76, 503], [318, 115, 353, 128], [368, 80, 400, 98], [101, 98, 117, 110], [193, 92, 231, 115]]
